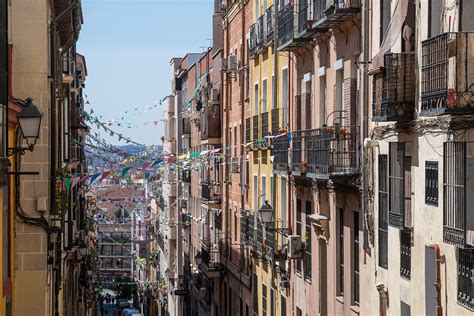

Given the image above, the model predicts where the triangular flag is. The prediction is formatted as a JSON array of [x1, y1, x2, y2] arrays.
[[64, 178, 72, 193], [153, 121, 159, 126], [90, 173, 101, 184], [121, 167, 132, 177], [100, 171, 111, 180], [70, 177, 81, 190]]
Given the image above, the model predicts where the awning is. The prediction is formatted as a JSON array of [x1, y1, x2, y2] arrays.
[[369, 0, 409, 74]]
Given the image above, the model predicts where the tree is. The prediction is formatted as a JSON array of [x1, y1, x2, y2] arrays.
[[114, 275, 137, 300]]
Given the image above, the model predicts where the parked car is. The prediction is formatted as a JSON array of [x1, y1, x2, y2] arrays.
[[121, 309, 140, 316]]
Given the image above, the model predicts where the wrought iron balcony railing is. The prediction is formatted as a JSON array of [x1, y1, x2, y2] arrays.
[[271, 108, 280, 134], [290, 126, 359, 178], [201, 181, 221, 205], [266, 5, 275, 44], [277, 3, 295, 49], [249, 24, 258, 58], [252, 115, 259, 151], [256, 15, 265, 50], [315, 0, 361, 29], [272, 134, 289, 172], [421, 32, 474, 116], [372, 53, 416, 121]]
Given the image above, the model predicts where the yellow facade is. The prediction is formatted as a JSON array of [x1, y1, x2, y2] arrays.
[[250, 0, 290, 314], [0, 127, 17, 315]]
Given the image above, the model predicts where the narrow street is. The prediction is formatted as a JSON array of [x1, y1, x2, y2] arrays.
[[1, 0, 474, 316]]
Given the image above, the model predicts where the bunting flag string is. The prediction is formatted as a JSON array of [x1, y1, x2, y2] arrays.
[[83, 94, 171, 123]]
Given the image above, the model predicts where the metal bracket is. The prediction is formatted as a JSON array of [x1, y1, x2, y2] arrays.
[[7, 144, 34, 157]]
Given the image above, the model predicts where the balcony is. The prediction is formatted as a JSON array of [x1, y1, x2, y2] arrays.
[[265, 5, 275, 45], [277, 3, 296, 50], [315, 0, 361, 29], [372, 53, 416, 122], [261, 112, 270, 150], [297, 0, 328, 37], [291, 126, 359, 179], [246, 117, 251, 149], [201, 181, 221, 206], [249, 24, 258, 58], [271, 108, 280, 134], [201, 103, 221, 144], [272, 134, 289, 172], [252, 115, 259, 151], [256, 15, 265, 52], [255, 220, 264, 258], [421, 32, 474, 116], [264, 224, 276, 262]]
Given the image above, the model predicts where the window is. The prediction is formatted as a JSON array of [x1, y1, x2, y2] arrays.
[[262, 283, 267, 316], [281, 68, 288, 127], [270, 288, 275, 316], [234, 208, 238, 241], [262, 79, 268, 113], [271, 176, 276, 212], [272, 74, 276, 109], [379, 155, 388, 268], [460, 0, 474, 32], [428, 0, 441, 38], [280, 295, 287, 316], [425, 161, 438, 206], [443, 142, 473, 246], [319, 74, 327, 126], [380, 0, 391, 45], [254, 83, 259, 115], [400, 229, 411, 280], [338, 208, 344, 295], [253, 274, 259, 315], [389, 142, 406, 228], [296, 199, 302, 274], [262, 175, 267, 202], [281, 177, 287, 245], [254, 175, 259, 214], [457, 248, 474, 309], [353, 212, 360, 304], [335, 69, 343, 118], [305, 201, 312, 280]]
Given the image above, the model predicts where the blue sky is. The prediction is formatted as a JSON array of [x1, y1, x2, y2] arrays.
[[78, 0, 213, 145]]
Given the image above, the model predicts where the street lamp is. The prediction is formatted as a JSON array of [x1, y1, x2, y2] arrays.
[[194, 252, 202, 266], [8, 98, 43, 156], [78, 241, 88, 257], [259, 201, 274, 225]]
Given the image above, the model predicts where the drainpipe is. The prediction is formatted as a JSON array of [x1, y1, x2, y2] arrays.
[[361, 0, 370, 252], [240, 0, 246, 279], [429, 244, 443, 316]]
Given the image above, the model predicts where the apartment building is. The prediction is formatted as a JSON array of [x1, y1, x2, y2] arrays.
[[150, 1, 474, 315], [219, 0, 255, 314], [248, 1, 291, 315], [361, 0, 474, 315]]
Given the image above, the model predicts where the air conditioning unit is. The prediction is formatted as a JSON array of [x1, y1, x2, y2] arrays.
[[209, 88, 220, 102], [288, 235, 304, 259], [230, 157, 240, 173], [280, 280, 291, 289], [227, 55, 238, 72], [221, 57, 227, 72]]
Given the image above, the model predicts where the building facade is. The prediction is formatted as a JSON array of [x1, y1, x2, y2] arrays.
[[361, 0, 474, 315], [149, 1, 474, 315], [8, 0, 94, 315]]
